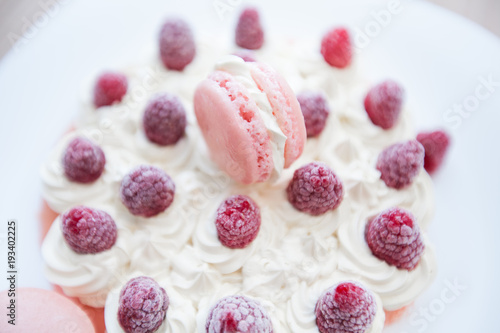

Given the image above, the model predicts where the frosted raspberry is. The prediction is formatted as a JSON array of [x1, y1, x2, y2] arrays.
[[63, 137, 106, 184], [93, 72, 128, 108], [376, 140, 424, 189], [215, 195, 261, 249], [297, 92, 330, 137], [118, 276, 169, 333], [416, 130, 451, 174], [235, 8, 264, 50], [143, 94, 187, 146], [321, 27, 352, 69], [287, 162, 344, 216], [206, 295, 273, 333], [233, 50, 256, 62], [315, 282, 376, 333], [61, 206, 117, 254], [120, 165, 175, 217], [159, 18, 196, 71], [364, 80, 404, 129], [365, 207, 425, 270]]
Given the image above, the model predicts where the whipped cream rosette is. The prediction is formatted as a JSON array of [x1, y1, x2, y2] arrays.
[[192, 189, 284, 275], [286, 276, 385, 333], [118, 170, 202, 274], [42, 205, 132, 307], [337, 211, 437, 311], [105, 272, 196, 333], [242, 230, 339, 305]]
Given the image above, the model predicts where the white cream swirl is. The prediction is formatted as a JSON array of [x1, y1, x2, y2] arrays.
[[105, 274, 196, 333], [41, 130, 143, 213], [257, 169, 348, 237], [170, 246, 229, 304], [42, 212, 131, 307], [341, 162, 435, 231], [242, 232, 338, 304], [338, 105, 416, 156], [192, 189, 283, 274], [190, 194, 251, 275], [133, 121, 200, 174], [122, 170, 202, 274], [374, 170, 435, 231], [215, 55, 287, 180], [337, 212, 437, 311], [286, 278, 385, 333]]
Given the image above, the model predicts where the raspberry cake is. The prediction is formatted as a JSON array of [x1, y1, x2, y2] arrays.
[[40, 7, 450, 333]]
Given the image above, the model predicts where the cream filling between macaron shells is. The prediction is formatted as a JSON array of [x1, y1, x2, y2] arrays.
[[214, 55, 287, 181]]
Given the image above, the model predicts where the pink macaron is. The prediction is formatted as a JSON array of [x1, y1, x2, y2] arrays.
[[0, 288, 95, 333], [194, 56, 306, 184]]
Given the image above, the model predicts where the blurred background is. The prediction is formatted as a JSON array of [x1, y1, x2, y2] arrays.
[[0, 0, 499, 59]]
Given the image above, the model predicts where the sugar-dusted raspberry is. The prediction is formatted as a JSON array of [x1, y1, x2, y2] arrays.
[[93, 72, 128, 108], [120, 165, 175, 217], [321, 27, 352, 69], [118, 276, 169, 333], [364, 80, 404, 129], [365, 207, 425, 270], [416, 130, 451, 175], [297, 92, 330, 137], [233, 50, 256, 62], [376, 140, 424, 189], [206, 295, 273, 333], [63, 137, 106, 184], [143, 93, 187, 146], [61, 206, 117, 254], [215, 195, 261, 249], [315, 281, 376, 333], [159, 18, 196, 71], [235, 8, 264, 50], [287, 162, 344, 216]]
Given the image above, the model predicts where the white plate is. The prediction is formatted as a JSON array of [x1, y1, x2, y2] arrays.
[[0, 0, 499, 331]]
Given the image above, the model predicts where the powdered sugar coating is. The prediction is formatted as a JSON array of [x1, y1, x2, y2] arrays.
[[315, 281, 376, 333], [297, 92, 331, 137], [206, 295, 273, 333], [93, 72, 128, 108], [118, 276, 169, 333], [320, 27, 352, 69], [61, 206, 117, 254], [235, 8, 264, 50], [143, 93, 187, 146], [376, 140, 425, 189], [63, 137, 106, 184], [120, 165, 175, 217], [159, 18, 196, 71], [287, 162, 344, 216], [364, 80, 404, 130], [215, 195, 261, 249], [365, 207, 424, 271], [416, 130, 451, 175]]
